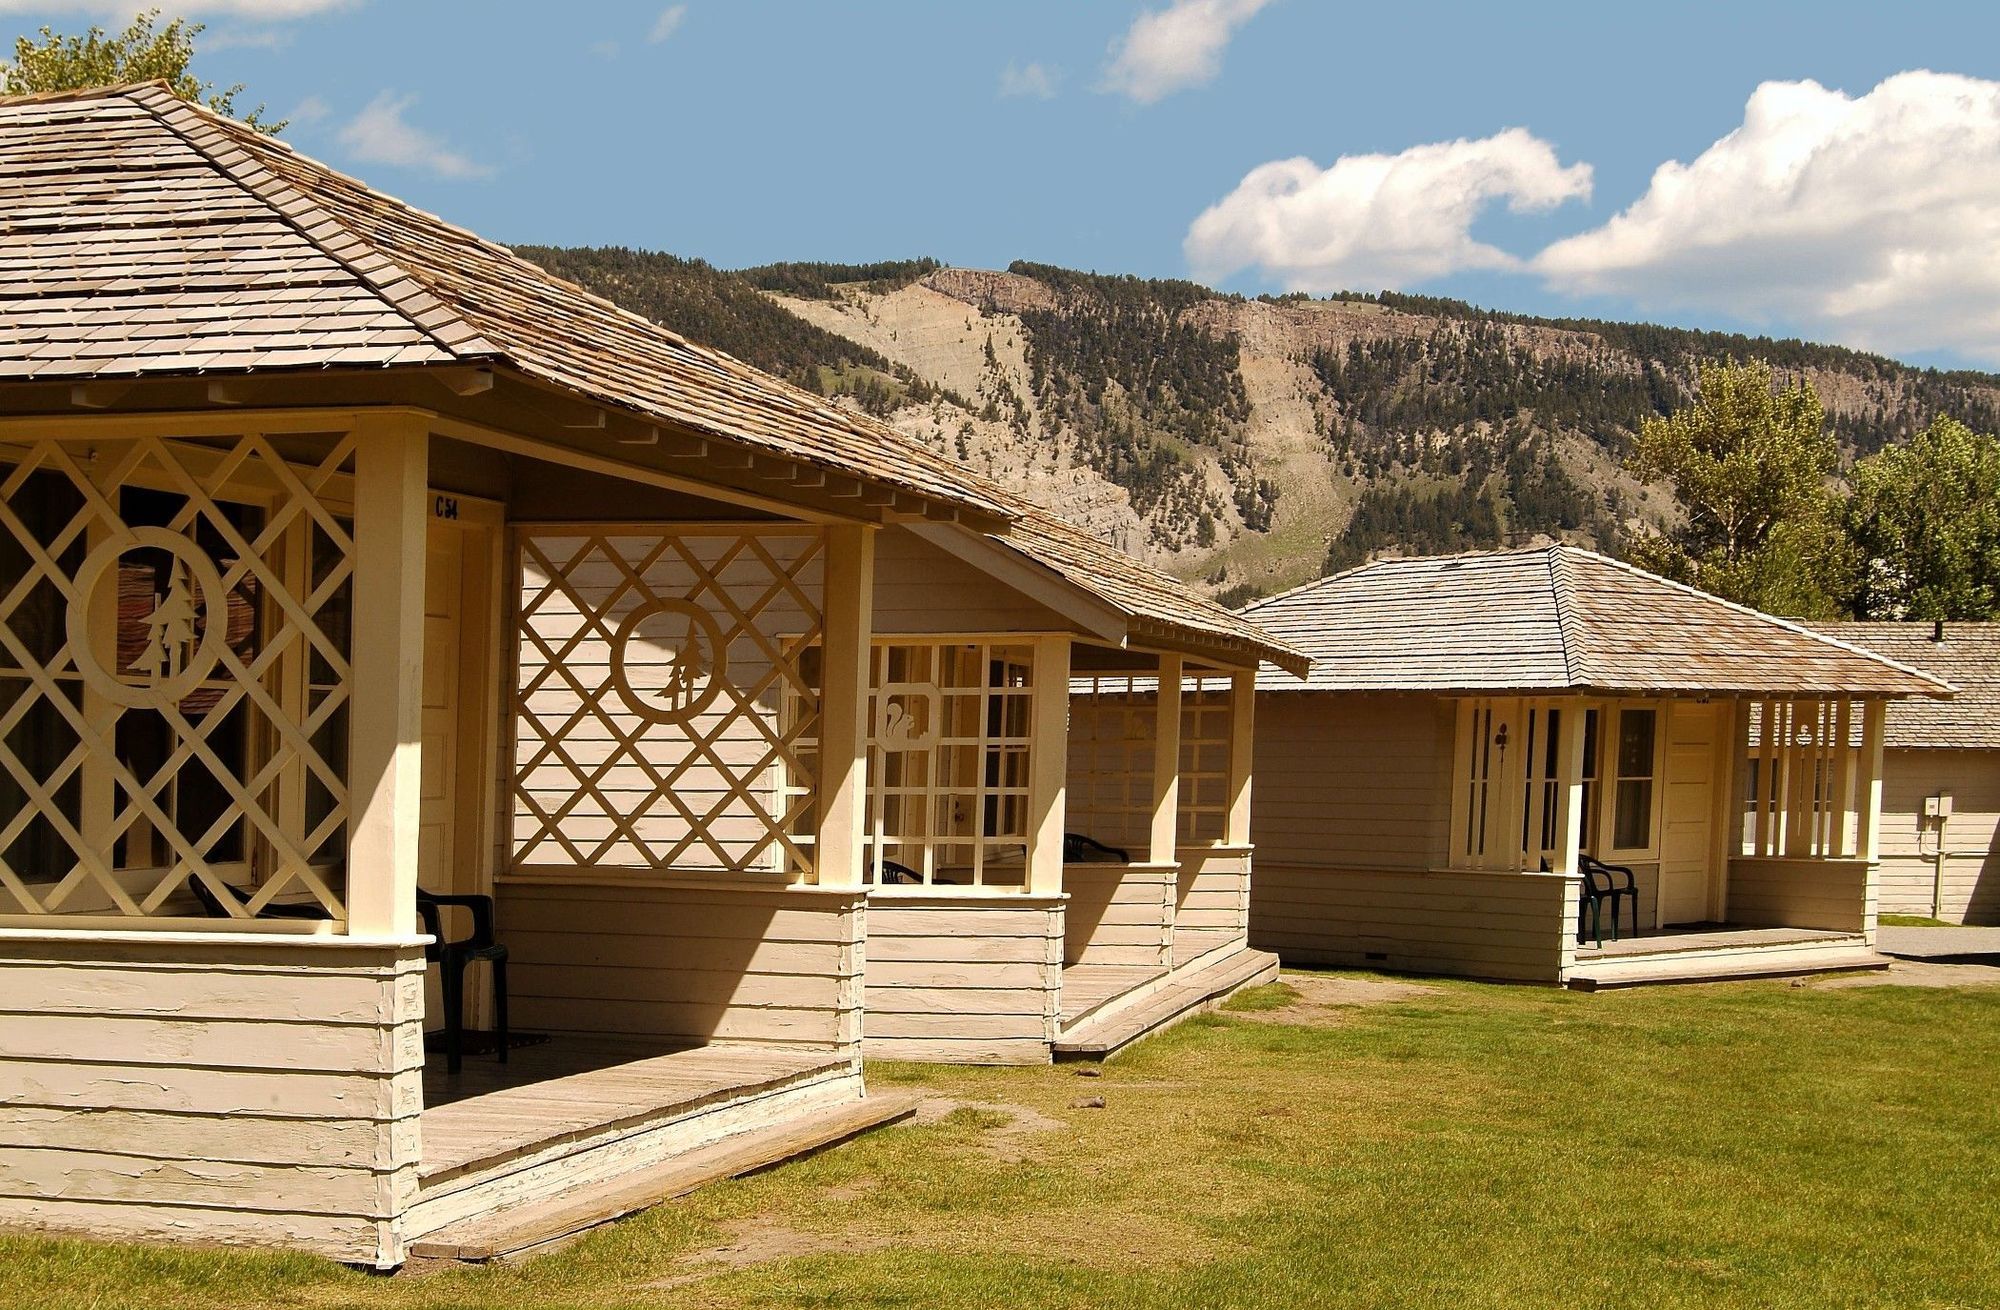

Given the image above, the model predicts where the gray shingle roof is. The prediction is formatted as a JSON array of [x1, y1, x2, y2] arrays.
[[0, 82, 1306, 675], [1243, 546, 1953, 699], [1805, 622, 2000, 747]]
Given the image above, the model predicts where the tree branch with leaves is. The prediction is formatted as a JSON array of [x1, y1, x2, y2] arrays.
[[1625, 358, 1852, 616], [2, 8, 282, 133]]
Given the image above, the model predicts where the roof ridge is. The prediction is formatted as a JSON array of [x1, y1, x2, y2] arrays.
[[123, 84, 505, 362], [1571, 548, 1957, 696], [149, 95, 1031, 504], [1545, 546, 1588, 689], [1242, 542, 1565, 615], [0, 79, 172, 106]]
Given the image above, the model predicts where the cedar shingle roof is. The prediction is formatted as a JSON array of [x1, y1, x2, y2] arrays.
[[1243, 545, 1952, 699], [995, 495, 1307, 675], [0, 82, 1304, 674], [1806, 623, 2000, 748]]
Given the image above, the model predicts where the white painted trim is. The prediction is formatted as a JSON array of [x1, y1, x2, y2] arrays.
[[903, 522, 1128, 645]]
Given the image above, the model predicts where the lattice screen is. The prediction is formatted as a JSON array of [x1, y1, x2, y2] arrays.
[[1067, 672, 1236, 853], [513, 527, 825, 877], [0, 434, 354, 923], [1177, 675, 1233, 844], [1065, 674, 1154, 854], [860, 640, 1034, 889]]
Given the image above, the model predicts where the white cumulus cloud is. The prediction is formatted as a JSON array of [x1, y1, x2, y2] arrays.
[[337, 91, 491, 181], [1100, 0, 1269, 105], [1185, 128, 1593, 291], [999, 61, 1060, 100], [648, 4, 687, 43], [1536, 71, 2000, 363]]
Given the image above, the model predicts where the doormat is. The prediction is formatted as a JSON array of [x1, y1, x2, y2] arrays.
[[424, 1030, 552, 1056]]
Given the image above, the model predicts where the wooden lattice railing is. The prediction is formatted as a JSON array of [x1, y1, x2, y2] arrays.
[[512, 526, 826, 878], [0, 433, 354, 924]]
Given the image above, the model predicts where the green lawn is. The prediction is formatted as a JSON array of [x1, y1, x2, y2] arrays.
[[6, 971, 1999, 1310]]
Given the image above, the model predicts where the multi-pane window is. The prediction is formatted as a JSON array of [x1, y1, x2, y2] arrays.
[[1451, 697, 1659, 870], [1610, 707, 1658, 853], [862, 640, 1035, 889]]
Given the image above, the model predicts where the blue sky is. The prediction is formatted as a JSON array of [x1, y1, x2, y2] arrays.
[[11, 1, 2000, 366]]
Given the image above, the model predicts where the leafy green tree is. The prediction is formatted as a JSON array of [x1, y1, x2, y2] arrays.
[[3, 8, 281, 133], [1845, 416, 2000, 620], [1625, 358, 1851, 615]]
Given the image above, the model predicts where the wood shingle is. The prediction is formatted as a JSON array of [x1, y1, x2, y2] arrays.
[[1245, 545, 1953, 699], [0, 82, 1304, 675]]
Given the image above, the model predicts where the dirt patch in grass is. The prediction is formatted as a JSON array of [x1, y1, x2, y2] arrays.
[[910, 1096, 1068, 1162], [1807, 960, 2000, 990], [645, 1214, 897, 1291], [1225, 973, 1441, 1027]]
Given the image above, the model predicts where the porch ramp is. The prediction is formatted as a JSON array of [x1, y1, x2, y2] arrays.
[[1565, 927, 1889, 991], [1054, 945, 1279, 1062], [405, 1042, 912, 1261]]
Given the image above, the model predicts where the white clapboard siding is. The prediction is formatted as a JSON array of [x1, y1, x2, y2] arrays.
[[1062, 865, 1173, 968], [1174, 846, 1251, 964], [1874, 748, 2000, 923], [1250, 693, 1454, 870], [498, 882, 864, 1054], [862, 897, 1062, 1064], [1725, 858, 1874, 935], [0, 935, 422, 1267], [1250, 865, 1576, 982], [873, 528, 1069, 634]]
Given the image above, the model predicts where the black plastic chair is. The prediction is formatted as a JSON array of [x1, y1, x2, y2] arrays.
[[1062, 833, 1131, 863], [878, 858, 924, 884], [185, 876, 333, 922], [417, 888, 508, 1076], [1576, 855, 1640, 945]]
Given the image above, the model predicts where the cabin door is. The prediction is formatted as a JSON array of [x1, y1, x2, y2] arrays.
[[418, 497, 502, 1032], [1657, 701, 1719, 925]]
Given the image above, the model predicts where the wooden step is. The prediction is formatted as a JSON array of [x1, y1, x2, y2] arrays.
[[1054, 947, 1278, 1062], [1566, 944, 1890, 991], [409, 1092, 920, 1264]]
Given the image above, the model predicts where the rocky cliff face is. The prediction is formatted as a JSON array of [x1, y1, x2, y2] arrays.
[[526, 248, 2000, 602]]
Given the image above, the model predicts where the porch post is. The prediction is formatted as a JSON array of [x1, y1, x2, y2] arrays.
[[1550, 702, 1588, 876], [1149, 654, 1183, 865], [815, 524, 875, 889], [1026, 635, 1071, 895], [1225, 667, 1256, 847], [1857, 700, 1887, 862], [345, 413, 430, 937]]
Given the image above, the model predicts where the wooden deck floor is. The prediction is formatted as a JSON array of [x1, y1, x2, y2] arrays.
[[1058, 964, 1161, 1028], [420, 1039, 843, 1183], [1575, 924, 1856, 960]]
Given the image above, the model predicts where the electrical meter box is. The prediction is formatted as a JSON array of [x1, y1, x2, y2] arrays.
[[1925, 792, 1953, 819]]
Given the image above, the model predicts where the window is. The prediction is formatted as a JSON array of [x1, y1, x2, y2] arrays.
[[1458, 701, 1502, 862], [861, 640, 1036, 888], [1579, 707, 1601, 852], [1610, 707, 1657, 852]]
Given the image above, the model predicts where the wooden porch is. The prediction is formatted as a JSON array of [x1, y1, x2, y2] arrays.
[[407, 1039, 878, 1255], [1567, 924, 1888, 990]]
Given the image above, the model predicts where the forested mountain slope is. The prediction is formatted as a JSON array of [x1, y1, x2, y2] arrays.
[[518, 246, 2000, 602]]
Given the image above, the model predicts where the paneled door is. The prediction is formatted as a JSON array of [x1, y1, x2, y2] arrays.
[[1657, 701, 1719, 925], [418, 496, 502, 1031]]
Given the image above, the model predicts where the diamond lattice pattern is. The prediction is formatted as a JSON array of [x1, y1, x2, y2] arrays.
[[513, 528, 825, 877], [0, 434, 354, 922]]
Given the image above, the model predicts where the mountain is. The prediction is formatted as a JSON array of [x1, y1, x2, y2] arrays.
[[514, 246, 2000, 604]]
